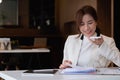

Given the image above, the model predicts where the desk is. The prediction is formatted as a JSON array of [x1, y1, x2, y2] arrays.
[[0, 68, 120, 80], [0, 48, 51, 70]]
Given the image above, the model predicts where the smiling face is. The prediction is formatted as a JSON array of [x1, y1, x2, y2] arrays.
[[79, 14, 97, 37], [75, 6, 98, 36]]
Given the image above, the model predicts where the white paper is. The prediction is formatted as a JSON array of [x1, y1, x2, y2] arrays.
[[60, 67, 97, 74], [96, 67, 120, 75]]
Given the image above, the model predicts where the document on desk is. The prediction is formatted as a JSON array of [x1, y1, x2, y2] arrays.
[[60, 67, 120, 75], [22, 69, 58, 76], [96, 67, 120, 75], [60, 67, 97, 75]]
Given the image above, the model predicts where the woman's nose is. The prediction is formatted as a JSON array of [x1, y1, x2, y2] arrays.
[[84, 24, 90, 30]]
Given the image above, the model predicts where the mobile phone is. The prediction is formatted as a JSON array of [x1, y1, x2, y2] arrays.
[[90, 36, 101, 41]]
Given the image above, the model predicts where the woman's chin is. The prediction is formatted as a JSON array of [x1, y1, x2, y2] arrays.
[[85, 34, 93, 37]]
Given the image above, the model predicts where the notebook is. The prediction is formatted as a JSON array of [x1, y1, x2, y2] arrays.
[[60, 67, 97, 75], [22, 69, 58, 76]]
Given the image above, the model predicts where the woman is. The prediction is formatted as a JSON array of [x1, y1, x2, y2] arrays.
[[59, 5, 120, 69]]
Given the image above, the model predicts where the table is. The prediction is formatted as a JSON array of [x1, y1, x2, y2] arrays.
[[0, 48, 51, 70], [0, 68, 120, 80]]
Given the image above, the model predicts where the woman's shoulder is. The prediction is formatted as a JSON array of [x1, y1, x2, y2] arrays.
[[65, 34, 81, 44], [101, 34, 113, 39], [68, 34, 79, 37], [65, 34, 80, 42], [67, 34, 80, 39], [101, 34, 114, 42]]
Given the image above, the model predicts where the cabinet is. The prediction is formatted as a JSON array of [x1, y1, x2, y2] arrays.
[[0, 0, 64, 69], [0, 0, 30, 37], [29, 0, 57, 35], [0, 0, 57, 37], [29, 0, 55, 29]]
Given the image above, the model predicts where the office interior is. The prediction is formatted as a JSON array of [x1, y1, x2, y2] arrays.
[[0, 0, 119, 70]]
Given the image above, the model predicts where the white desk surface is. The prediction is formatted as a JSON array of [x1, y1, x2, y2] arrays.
[[0, 48, 50, 53], [0, 68, 120, 80]]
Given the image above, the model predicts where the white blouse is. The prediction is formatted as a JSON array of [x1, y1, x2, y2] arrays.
[[77, 35, 109, 67], [63, 34, 120, 67]]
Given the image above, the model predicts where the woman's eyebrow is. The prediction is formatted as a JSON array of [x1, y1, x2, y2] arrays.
[[88, 20, 94, 22]]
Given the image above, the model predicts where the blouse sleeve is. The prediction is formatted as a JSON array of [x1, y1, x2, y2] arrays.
[[98, 38, 120, 67], [62, 36, 71, 63]]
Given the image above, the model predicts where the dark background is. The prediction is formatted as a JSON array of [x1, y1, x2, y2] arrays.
[[114, 0, 120, 50]]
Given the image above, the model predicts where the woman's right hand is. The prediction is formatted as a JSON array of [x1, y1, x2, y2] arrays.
[[59, 60, 72, 69]]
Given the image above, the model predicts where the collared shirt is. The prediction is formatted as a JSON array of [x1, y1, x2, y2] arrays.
[[63, 34, 120, 67], [77, 34, 102, 67]]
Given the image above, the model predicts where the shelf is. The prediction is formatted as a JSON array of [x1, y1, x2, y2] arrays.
[[0, 28, 61, 37]]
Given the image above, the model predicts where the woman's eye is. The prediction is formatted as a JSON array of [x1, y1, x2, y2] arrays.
[[88, 22, 93, 24], [80, 23, 84, 26]]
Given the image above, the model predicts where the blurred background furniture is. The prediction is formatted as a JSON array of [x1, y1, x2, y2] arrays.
[[64, 21, 77, 39]]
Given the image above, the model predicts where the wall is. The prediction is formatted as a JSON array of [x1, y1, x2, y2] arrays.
[[97, 0, 112, 37], [56, 0, 97, 34]]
